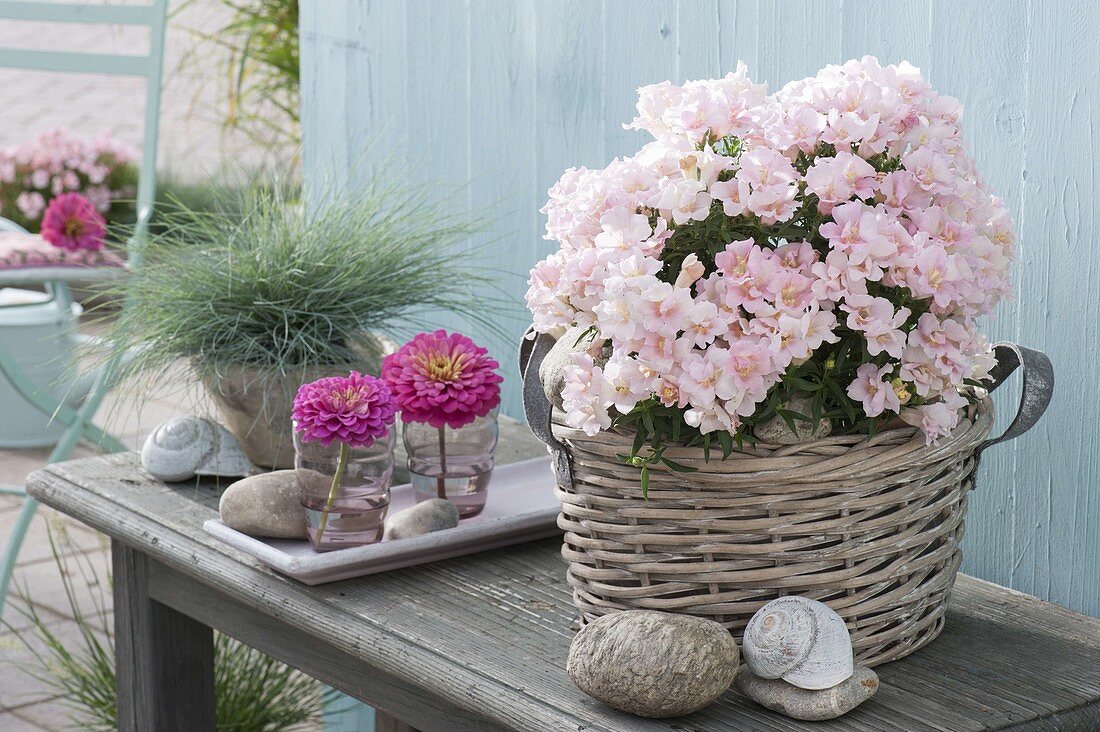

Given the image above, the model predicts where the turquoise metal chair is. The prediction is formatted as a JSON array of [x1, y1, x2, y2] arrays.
[[0, 0, 168, 615]]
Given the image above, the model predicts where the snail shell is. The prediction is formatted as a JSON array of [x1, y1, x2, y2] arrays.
[[141, 417, 254, 482], [742, 596, 854, 690]]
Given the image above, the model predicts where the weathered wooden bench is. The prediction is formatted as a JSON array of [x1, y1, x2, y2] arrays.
[[26, 424, 1100, 731]]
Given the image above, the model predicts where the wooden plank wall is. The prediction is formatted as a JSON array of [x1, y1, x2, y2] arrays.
[[301, 0, 1097, 618]]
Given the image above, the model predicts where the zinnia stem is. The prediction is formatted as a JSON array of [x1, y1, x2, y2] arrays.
[[437, 426, 447, 499], [316, 441, 349, 545]]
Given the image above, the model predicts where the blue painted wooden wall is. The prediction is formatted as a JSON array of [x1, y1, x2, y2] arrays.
[[301, 0, 1097, 619]]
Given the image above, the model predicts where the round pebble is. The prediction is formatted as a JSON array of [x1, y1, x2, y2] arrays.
[[568, 610, 739, 718], [384, 498, 460, 540], [219, 470, 306, 539]]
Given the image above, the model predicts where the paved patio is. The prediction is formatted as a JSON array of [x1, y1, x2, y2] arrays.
[[0, 0, 292, 181]]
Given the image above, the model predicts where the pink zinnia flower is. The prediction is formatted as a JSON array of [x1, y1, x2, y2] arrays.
[[40, 192, 106, 252], [382, 330, 503, 430], [292, 371, 397, 448]]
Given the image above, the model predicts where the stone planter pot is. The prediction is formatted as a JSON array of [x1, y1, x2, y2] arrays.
[[203, 364, 352, 470], [200, 337, 393, 469]]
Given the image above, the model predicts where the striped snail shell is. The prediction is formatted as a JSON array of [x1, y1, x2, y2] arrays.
[[742, 596, 854, 690], [141, 417, 254, 482]]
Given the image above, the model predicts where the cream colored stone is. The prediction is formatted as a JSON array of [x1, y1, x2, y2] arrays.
[[219, 470, 306, 539], [384, 499, 460, 540], [567, 610, 739, 718], [737, 666, 878, 721]]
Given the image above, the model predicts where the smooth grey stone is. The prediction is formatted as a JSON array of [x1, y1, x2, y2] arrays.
[[538, 325, 605, 410], [384, 498, 460, 540], [219, 470, 306, 539], [567, 610, 739, 718], [754, 395, 832, 445], [737, 666, 879, 721]]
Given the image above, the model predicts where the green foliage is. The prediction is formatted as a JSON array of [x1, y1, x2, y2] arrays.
[[617, 139, 941, 474], [105, 176, 501, 386], [179, 0, 300, 146], [150, 175, 246, 235], [5, 531, 328, 731]]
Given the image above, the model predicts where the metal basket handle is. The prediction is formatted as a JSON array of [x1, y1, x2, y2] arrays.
[[976, 342, 1054, 457], [518, 326, 574, 489]]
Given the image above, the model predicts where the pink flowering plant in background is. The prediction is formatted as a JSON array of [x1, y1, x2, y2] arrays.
[[292, 372, 398, 541], [40, 193, 107, 252], [0, 128, 137, 232], [526, 57, 1013, 476], [382, 330, 502, 497]]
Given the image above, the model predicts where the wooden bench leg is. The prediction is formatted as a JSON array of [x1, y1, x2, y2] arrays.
[[113, 540, 216, 732]]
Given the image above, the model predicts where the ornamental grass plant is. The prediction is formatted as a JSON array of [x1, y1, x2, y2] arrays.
[[106, 177, 499, 391]]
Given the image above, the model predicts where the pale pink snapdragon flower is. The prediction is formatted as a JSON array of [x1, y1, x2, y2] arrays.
[[822, 109, 881, 151], [684, 400, 738, 435], [773, 104, 827, 153], [726, 338, 781, 401], [840, 293, 910, 357], [710, 177, 747, 218], [768, 270, 817, 314], [800, 308, 841, 352], [679, 148, 734, 188], [561, 353, 615, 436], [651, 177, 711, 225], [683, 300, 728, 348], [677, 350, 721, 408], [526, 57, 1015, 444], [899, 344, 948, 398], [811, 250, 872, 302], [602, 353, 656, 415], [903, 147, 955, 193], [594, 207, 654, 253], [635, 331, 692, 375], [901, 390, 968, 445], [774, 240, 817, 271], [847, 363, 902, 417]]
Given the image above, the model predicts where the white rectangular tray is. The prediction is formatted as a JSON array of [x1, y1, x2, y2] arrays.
[[203, 456, 560, 585]]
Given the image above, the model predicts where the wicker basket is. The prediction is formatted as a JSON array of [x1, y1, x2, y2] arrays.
[[520, 331, 1053, 667]]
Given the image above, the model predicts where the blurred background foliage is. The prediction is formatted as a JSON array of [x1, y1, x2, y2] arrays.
[[177, 0, 301, 150]]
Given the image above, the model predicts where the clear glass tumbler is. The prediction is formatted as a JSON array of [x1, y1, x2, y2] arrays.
[[403, 410, 498, 518], [294, 426, 395, 551]]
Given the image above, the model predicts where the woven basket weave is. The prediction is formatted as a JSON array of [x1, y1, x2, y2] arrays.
[[520, 331, 1053, 668], [553, 401, 990, 667]]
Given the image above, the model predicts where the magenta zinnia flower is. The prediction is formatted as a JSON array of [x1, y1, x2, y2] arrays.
[[40, 192, 106, 252], [382, 330, 503, 429], [292, 371, 397, 448]]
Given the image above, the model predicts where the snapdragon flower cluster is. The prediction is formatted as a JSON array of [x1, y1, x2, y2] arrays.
[[0, 128, 137, 232], [526, 57, 1013, 455]]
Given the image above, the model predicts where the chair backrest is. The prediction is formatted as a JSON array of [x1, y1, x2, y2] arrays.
[[0, 0, 169, 259]]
